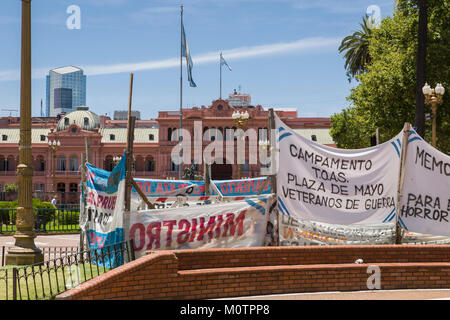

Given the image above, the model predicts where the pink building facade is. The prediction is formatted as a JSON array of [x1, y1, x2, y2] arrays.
[[0, 97, 334, 203]]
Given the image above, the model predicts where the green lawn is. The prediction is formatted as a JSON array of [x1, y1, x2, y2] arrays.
[[0, 262, 109, 300]]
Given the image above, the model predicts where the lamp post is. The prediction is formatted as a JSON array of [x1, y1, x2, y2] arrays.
[[6, 0, 44, 265], [422, 83, 445, 147], [232, 110, 249, 179], [48, 140, 61, 195]]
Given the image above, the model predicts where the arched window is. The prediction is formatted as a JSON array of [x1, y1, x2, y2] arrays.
[[104, 155, 114, 171], [311, 135, 317, 142], [84, 117, 89, 127], [203, 127, 209, 141], [0, 156, 5, 171], [168, 128, 172, 141], [145, 156, 155, 172]]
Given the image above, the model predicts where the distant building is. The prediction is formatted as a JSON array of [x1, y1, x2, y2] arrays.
[[46, 66, 86, 117], [114, 110, 141, 120], [227, 89, 251, 107]]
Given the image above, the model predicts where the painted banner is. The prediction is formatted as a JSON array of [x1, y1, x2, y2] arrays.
[[279, 215, 450, 246], [399, 132, 450, 236], [127, 197, 273, 257], [276, 114, 403, 225], [82, 155, 126, 267], [133, 177, 271, 198]]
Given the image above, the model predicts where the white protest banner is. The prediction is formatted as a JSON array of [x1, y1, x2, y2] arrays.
[[127, 197, 272, 258], [399, 131, 450, 236], [279, 214, 396, 245], [279, 215, 450, 246], [82, 155, 126, 267], [276, 114, 403, 225]]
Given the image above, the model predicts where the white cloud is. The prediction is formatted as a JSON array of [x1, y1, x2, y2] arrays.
[[0, 37, 340, 81]]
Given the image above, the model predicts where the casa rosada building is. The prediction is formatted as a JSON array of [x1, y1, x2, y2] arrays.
[[0, 96, 335, 203]]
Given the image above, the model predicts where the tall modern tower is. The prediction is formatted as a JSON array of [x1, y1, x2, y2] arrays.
[[46, 66, 86, 117]]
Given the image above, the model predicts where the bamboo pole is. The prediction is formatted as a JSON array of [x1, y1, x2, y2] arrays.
[[80, 153, 86, 250], [394, 122, 411, 244], [131, 179, 154, 209], [125, 73, 135, 213], [268, 108, 279, 246], [125, 116, 136, 212]]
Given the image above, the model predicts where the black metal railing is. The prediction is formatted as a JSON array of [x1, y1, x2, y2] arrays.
[[0, 240, 135, 300], [0, 205, 81, 234]]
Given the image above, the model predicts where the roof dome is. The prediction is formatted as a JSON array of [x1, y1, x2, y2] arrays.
[[56, 106, 100, 132]]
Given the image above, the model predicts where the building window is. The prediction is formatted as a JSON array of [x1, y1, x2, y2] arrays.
[[311, 135, 317, 142], [57, 183, 65, 193], [69, 183, 78, 193], [2, 135, 7, 141], [40, 135, 46, 142], [64, 118, 69, 126], [84, 117, 89, 127], [149, 134, 154, 141], [57, 157, 66, 171], [69, 157, 78, 171], [145, 157, 155, 172], [171, 160, 179, 172], [110, 134, 115, 141]]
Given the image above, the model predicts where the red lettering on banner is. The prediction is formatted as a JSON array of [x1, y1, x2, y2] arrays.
[[97, 195, 104, 207], [163, 220, 177, 248], [235, 182, 243, 194], [215, 215, 224, 238], [130, 223, 146, 251], [221, 183, 228, 195], [197, 216, 216, 241], [248, 180, 256, 193], [189, 218, 198, 242], [146, 222, 161, 250], [177, 219, 191, 244], [222, 210, 246, 237], [156, 183, 164, 194]]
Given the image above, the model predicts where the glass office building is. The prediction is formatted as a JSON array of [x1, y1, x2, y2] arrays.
[[46, 66, 86, 117]]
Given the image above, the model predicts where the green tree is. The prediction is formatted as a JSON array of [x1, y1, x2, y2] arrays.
[[4, 183, 19, 194], [331, 0, 449, 153], [338, 15, 374, 81]]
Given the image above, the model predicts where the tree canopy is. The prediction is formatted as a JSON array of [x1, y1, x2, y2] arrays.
[[331, 0, 449, 153]]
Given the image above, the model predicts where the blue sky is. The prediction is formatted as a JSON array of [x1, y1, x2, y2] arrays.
[[0, 0, 394, 119]]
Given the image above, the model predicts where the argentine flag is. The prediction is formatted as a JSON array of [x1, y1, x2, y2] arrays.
[[181, 22, 197, 87], [220, 52, 232, 71]]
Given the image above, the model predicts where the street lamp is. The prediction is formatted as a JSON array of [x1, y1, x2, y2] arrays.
[[232, 110, 250, 179], [48, 140, 61, 195], [422, 83, 445, 147]]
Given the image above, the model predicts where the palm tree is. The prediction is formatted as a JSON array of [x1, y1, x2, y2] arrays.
[[339, 15, 374, 81]]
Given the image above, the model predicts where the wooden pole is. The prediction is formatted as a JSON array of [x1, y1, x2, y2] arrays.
[[268, 108, 279, 246], [80, 153, 86, 250], [125, 116, 136, 212], [204, 160, 211, 196], [85, 137, 90, 163], [395, 122, 411, 244], [125, 73, 135, 213], [131, 179, 154, 209]]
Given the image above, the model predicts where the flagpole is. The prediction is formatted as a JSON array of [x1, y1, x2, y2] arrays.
[[220, 52, 222, 99], [179, 5, 183, 180]]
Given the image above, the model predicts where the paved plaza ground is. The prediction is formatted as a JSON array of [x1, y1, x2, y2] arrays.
[[225, 289, 450, 300]]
